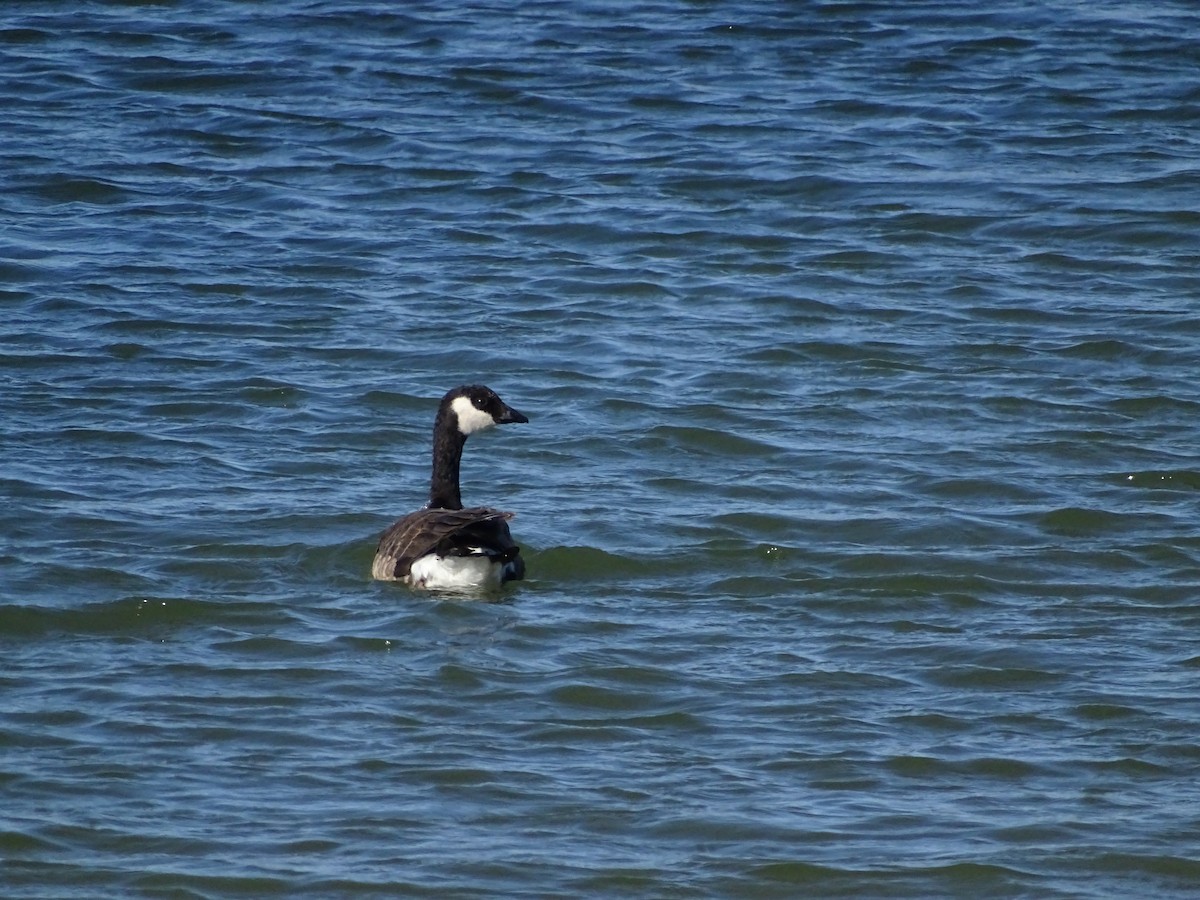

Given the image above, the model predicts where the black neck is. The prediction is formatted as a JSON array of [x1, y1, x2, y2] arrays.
[[428, 410, 466, 509]]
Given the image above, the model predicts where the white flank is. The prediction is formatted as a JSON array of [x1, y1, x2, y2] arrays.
[[450, 395, 497, 435], [408, 552, 504, 592]]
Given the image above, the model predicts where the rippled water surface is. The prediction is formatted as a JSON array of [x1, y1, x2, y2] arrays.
[[3, 2, 1200, 897]]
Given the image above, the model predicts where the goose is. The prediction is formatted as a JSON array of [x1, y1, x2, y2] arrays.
[[371, 384, 528, 591]]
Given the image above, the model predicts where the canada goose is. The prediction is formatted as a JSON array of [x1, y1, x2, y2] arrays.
[[371, 385, 528, 591]]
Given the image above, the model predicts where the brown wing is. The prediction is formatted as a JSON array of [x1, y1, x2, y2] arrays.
[[372, 506, 515, 581]]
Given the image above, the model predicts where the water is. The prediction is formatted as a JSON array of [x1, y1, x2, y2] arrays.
[[3, 1, 1200, 896]]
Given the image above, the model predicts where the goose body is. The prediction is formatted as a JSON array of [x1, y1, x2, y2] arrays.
[[371, 385, 528, 591]]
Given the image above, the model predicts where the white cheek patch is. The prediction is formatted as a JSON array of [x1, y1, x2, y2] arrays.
[[450, 395, 497, 435]]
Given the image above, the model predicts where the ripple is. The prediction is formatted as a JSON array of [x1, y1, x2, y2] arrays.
[[1037, 506, 1143, 536], [3, 1, 1199, 898]]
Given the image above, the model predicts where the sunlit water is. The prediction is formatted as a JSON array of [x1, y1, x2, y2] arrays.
[[3, 2, 1199, 897]]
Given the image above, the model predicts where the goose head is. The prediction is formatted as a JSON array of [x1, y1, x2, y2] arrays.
[[444, 384, 529, 436]]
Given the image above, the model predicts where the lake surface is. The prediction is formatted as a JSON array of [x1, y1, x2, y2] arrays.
[[3, 2, 1199, 897]]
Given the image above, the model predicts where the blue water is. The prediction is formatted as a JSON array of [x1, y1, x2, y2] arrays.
[[3, 2, 1200, 897]]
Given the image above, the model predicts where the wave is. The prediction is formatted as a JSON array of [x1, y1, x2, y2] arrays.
[[0, 595, 280, 639]]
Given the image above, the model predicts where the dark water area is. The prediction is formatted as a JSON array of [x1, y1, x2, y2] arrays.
[[3, 2, 1200, 897]]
